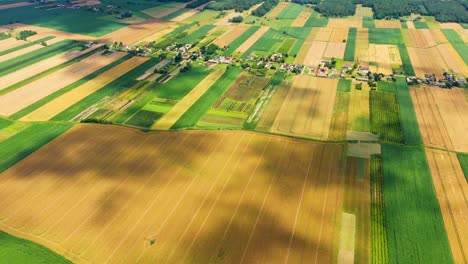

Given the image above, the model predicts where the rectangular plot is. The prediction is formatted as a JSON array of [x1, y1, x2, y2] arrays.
[[407, 47, 448, 78], [235, 26, 269, 53]]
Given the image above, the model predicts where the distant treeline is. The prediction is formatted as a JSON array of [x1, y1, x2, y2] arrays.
[[251, 0, 279, 16], [205, 0, 263, 12], [315, 0, 356, 17], [360, 0, 468, 23], [186, 0, 211, 8], [291, 0, 319, 4]]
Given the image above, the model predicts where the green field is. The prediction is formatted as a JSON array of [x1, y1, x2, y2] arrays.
[[370, 91, 404, 143], [397, 44, 415, 76], [382, 145, 454, 264], [0, 231, 71, 264], [363, 17, 375, 28], [0, 122, 72, 173], [337, 79, 351, 92], [277, 38, 296, 54], [171, 67, 242, 129], [225, 26, 261, 56], [281, 27, 312, 57], [413, 21, 429, 29], [242, 28, 287, 58], [0, 117, 14, 129], [125, 109, 163, 128], [370, 155, 389, 264], [457, 153, 468, 182], [51, 58, 158, 121], [304, 11, 328, 27], [10, 54, 131, 119], [442, 29, 468, 64], [369, 28, 403, 45], [400, 21, 408, 28], [0, 36, 54, 56], [179, 25, 216, 43], [395, 77, 422, 145], [344, 28, 357, 61], [0, 40, 78, 78], [277, 3, 304, 19], [155, 66, 212, 100], [377, 81, 396, 93]]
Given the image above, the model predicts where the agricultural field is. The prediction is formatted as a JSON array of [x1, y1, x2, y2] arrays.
[[0, 124, 347, 263], [369, 91, 404, 143]]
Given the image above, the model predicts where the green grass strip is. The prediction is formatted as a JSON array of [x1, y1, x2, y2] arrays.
[[337, 79, 351, 92], [0, 34, 9, 40], [457, 153, 468, 182], [442, 29, 468, 64], [401, 21, 408, 29], [10, 54, 131, 120], [171, 66, 242, 129], [0, 122, 72, 173], [395, 77, 422, 145], [413, 21, 429, 29], [0, 36, 54, 56], [0, 45, 105, 97], [369, 28, 403, 45], [0, 231, 71, 264], [344, 28, 357, 61], [0, 39, 78, 77], [51, 58, 158, 121], [370, 90, 404, 143], [397, 44, 415, 76], [0, 117, 14, 129], [155, 66, 212, 100], [370, 154, 389, 264], [363, 17, 375, 28], [382, 144, 454, 264], [180, 25, 216, 43], [377, 81, 396, 93], [225, 26, 261, 55]]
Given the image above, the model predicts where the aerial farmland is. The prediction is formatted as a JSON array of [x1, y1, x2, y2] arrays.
[[0, 0, 467, 263]]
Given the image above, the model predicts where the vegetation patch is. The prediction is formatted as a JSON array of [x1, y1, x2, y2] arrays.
[[369, 28, 403, 45], [457, 153, 468, 182], [395, 77, 422, 145], [343, 28, 357, 61], [382, 144, 454, 264], [179, 25, 216, 43], [377, 81, 396, 93], [277, 3, 304, 19], [397, 44, 414, 76], [155, 66, 212, 100], [337, 79, 351, 92], [363, 17, 375, 28], [413, 21, 429, 29], [370, 90, 404, 143], [304, 11, 328, 27], [225, 26, 260, 55], [125, 109, 163, 128], [370, 155, 388, 264], [442, 29, 468, 64]]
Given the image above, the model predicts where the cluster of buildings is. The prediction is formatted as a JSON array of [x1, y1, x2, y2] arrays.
[[407, 73, 467, 88]]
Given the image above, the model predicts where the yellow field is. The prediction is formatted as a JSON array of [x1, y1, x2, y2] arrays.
[[407, 47, 448, 78], [20, 56, 147, 121], [328, 17, 362, 28], [213, 25, 250, 47], [324, 42, 346, 59], [0, 51, 126, 116], [291, 8, 312, 27], [293, 27, 319, 64], [0, 23, 95, 41], [436, 43, 468, 76], [368, 44, 400, 74], [303, 41, 327, 66], [348, 82, 370, 131], [100, 19, 173, 45], [354, 4, 373, 17], [265, 2, 289, 19], [152, 69, 225, 130], [355, 28, 369, 66], [0, 125, 346, 263], [271, 76, 338, 140], [0, 44, 102, 91], [375, 20, 401, 28]]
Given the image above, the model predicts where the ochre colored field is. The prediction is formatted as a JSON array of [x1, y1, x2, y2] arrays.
[[303, 41, 327, 66], [368, 44, 399, 74], [0, 37, 62, 63], [152, 69, 225, 130], [354, 4, 372, 17], [425, 149, 468, 264], [324, 42, 346, 59], [271, 76, 338, 140], [410, 86, 468, 152], [0, 125, 346, 263], [21, 56, 147, 121], [265, 2, 289, 19], [374, 20, 401, 28], [0, 44, 102, 91], [256, 80, 292, 131], [293, 27, 319, 64], [406, 21, 415, 29], [328, 17, 361, 28], [403, 29, 447, 48], [314, 27, 332, 42], [348, 82, 370, 131], [213, 25, 250, 47], [355, 28, 369, 66], [1, 23, 95, 41], [0, 1, 33, 10], [329, 27, 349, 42], [0, 38, 30, 52], [0, 51, 126, 116], [407, 47, 448, 78], [101, 19, 173, 45], [436, 43, 468, 76], [235, 26, 269, 53], [290, 8, 312, 27]]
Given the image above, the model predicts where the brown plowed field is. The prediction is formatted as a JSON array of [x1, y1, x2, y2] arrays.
[[410, 86, 468, 152], [0, 125, 346, 264], [271, 76, 338, 140], [213, 25, 250, 47], [0, 51, 126, 116], [100, 19, 173, 45], [407, 47, 448, 78], [425, 149, 468, 264], [0, 44, 102, 91], [21, 56, 147, 121]]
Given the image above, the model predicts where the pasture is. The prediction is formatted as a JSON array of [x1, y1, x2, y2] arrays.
[[0, 125, 347, 263]]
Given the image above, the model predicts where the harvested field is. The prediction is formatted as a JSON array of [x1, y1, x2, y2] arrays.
[[324, 42, 346, 59], [354, 4, 372, 17], [100, 19, 173, 45], [0, 38, 30, 52], [440, 23, 464, 30], [256, 79, 291, 132], [0, 44, 102, 91], [0, 124, 346, 263], [403, 29, 447, 48], [355, 28, 369, 66], [436, 43, 468, 76], [407, 47, 448, 78], [348, 82, 370, 131], [368, 44, 398, 74], [302, 41, 327, 66], [410, 86, 468, 152], [213, 25, 250, 47], [152, 69, 225, 130], [406, 21, 415, 29], [315, 27, 332, 42], [265, 2, 289, 19], [375, 20, 401, 28], [0, 51, 126, 116], [290, 8, 311, 27], [0, 23, 95, 41], [235, 26, 269, 53], [0, 37, 62, 63], [328, 17, 362, 28], [0, 2, 33, 10], [425, 149, 468, 264], [142, 2, 189, 19], [329, 27, 349, 42], [21, 56, 147, 121], [141, 25, 178, 43], [293, 27, 319, 64], [271, 76, 338, 140]]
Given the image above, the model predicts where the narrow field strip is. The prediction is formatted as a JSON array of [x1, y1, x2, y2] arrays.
[[21, 56, 147, 121], [152, 69, 225, 130], [0, 51, 126, 116], [235, 26, 269, 53], [0, 37, 59, 64]]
